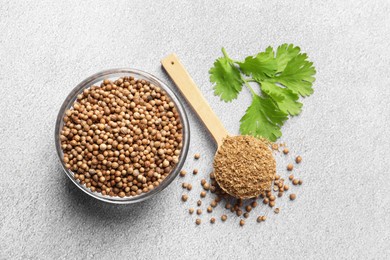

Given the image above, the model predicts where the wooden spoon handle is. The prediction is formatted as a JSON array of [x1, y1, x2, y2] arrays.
[[161, 53, 229, 147]]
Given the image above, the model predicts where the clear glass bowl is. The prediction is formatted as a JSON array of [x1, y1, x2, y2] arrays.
[[55, 68, 190, 204]]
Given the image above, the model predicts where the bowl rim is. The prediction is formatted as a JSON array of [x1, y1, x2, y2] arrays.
[[55, 68, 190, 204]]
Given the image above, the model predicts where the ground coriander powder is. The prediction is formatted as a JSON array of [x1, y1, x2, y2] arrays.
[[213, 135, 276, 199]]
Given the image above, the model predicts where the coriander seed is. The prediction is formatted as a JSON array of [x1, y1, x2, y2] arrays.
[[181, 194, 188, 202], [295, 156, 302, 163], [180, 170, 187, 177], [194, 153, 200, 159], [210, 217, 216, 224], [189, 208, 194, 214], [221, 215, 227, 221], [239, 220, 245, 226], [197, 209, 202, 215], [287, 163, 294, 171], [290, 194, 297, 200], [195, 219, 201, 225]]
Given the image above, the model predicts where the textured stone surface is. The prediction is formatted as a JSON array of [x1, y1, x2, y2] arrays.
[[0, 0, 389, 259]]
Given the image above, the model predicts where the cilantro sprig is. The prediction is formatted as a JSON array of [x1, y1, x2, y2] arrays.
[[209, 44, 316, 141]]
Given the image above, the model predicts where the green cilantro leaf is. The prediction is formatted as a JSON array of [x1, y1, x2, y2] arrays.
[[275, 43, 301, 72], [273, 53, 316, 96], [237, 47, 276, 81], [240, 94, 287, 141], [261, 81, 302, 115], [209, 57, 243, 102], [209, 44, 316, 141]]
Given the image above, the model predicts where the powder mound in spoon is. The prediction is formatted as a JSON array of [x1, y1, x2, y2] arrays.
[[213, 135, 276, 199]]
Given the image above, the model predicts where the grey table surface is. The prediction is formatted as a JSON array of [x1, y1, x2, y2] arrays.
[[1, 0, 389, 259]]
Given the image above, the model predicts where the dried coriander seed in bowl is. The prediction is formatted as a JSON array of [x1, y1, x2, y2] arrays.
[[55, 69, 190, 204]]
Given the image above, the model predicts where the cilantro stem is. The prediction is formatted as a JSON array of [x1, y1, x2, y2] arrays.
[[243, 78, 256, 96], [221, 47, 230, 60]]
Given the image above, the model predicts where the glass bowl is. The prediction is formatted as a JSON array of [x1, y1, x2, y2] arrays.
[[55, 68, 190, 204]]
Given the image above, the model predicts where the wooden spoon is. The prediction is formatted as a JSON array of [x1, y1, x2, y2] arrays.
[[161, 53, 229, 147], [161, 54, 275, 199]]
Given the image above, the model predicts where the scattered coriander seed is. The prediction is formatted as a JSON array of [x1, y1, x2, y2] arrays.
[[225, 203, 232, 209], [274, 208, 280, 214], [201, 179, 206, 185], [251, 201, 258, 208], [263, 198, 269, 204], [195, 219, 201, 225], [243, 213, 249, 218], [257, 216, 262, 223], [193, 169, 198, 175], [245, 205, 252, 212], [197, 209, 202, 215], [203, 183, 210, 190], [207, 206, 212, 213], [290, 193, 297, 200], [239, 220, 245, 226], [273, 186, 279, 192], [194, 153, 200, 159], [187, 184, 192, 191], [197, 200, 202, 206], [210, 172, 215, 179], [292, 179, 299, 185], [295, 156, 302, 164], [287, 163, 294, 171], [210, 186, 216, 193], [200, 191, 206, 198], [182, 183, 188, 189], [221, 215, 227, 221], [278, 192, 284, 197], [215, 196, 222, 203], [269, 201, 275, 207], [283, 148, 289, 154], [284, 184, 290, 191], [269, 195, 276, 201], [275, 175, 280, 180], [266, 191, 272, 198], [236, 209, 243, 217], [261, 216, 267, 221], [189, 208, 194, 214], [181, 194, 188, 202], [180, 170, 187, 177], [298, 179, 303, 185], [210, 200, 217, 207], [289, 174, 294, 180], [210, 217, 216, 224]]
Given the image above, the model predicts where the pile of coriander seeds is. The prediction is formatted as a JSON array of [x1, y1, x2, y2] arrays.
[[180, 147, 303, 226], [60, 76, 183, 197]]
